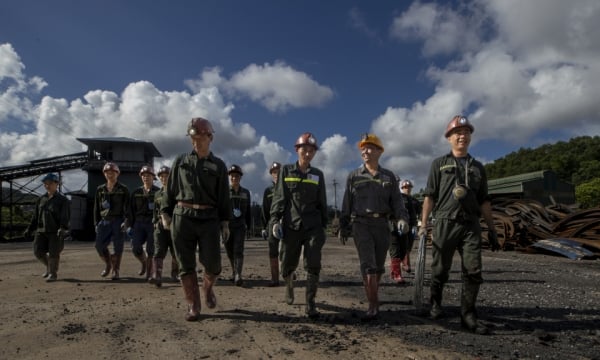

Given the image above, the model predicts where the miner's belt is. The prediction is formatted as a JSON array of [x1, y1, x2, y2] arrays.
[[361, 213, 388, 218], [177, 202, 214, 210]]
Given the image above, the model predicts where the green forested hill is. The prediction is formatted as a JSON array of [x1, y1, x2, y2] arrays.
[[484, 136, 600, 208], [484, 136, 600, 186]]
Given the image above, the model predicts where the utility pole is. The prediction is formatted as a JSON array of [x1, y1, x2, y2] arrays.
[[332, 178, 338, 211]]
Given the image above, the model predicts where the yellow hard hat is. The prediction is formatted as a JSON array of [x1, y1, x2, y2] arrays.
[[357, 133, 384, 152]]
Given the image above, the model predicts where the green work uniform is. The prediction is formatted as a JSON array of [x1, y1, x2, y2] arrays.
[[261, 182, 279, 258], [423, 152, 490, 289], [162, 150, 230, 276], [226, 186, 252, 261], [270, 162, 328, 277], [27, 191, 70, 262], [152, 186, 175, 259], [341, 165, 408, 275]]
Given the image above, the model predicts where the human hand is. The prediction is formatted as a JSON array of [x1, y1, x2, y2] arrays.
[[397, 219, 409, 235], [272, 222, 283, 240], [488, 231, 500, 252], [161, 214, 172, 230], [57, 228, 68, 240], [220, 221, 230, 243], [261, 229, 268, 240], [418, 227, 427, 238], [126, 227, 134, 238]]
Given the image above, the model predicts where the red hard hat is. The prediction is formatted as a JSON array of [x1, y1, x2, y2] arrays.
[[294, 132, 318, 150], [139, 165, 155, 176], [102, 162, 120, 174], [157, 166, 170, 176], [445, 115, 474, 138], [269, 162, 281, 174], [228, 164, 243, 176], [187, 117, 215, 136], [401, 180, 413, 188]]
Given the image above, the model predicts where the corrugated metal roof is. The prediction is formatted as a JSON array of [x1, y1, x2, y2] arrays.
[[76, 137, 162, 157]]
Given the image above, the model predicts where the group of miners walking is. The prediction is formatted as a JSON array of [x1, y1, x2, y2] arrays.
[[26, 114, 499, 334]]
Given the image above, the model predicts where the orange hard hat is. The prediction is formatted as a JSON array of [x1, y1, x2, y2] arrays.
[[357, 133, 384, 152]]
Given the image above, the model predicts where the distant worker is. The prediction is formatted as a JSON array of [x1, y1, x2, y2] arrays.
[[148, 165, 179, 287], [388, 178, 418, 283], [340, 134, 409, 320], [161, 117, 230, 321], [24, 173, 70, 282], [225, 164, 252, 286], [261, 161, 282, 286], [130, 165, 160, 280], [400, 179, 421, 273], [94, 162, 130, 280], [270, 132, 328, 318], [420, 115, 499, 335]]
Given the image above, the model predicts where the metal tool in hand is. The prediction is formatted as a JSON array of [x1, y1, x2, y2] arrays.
[[413, 231, 427, 311]]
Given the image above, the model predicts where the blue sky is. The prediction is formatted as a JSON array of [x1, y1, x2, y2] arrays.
[[2, 0, 600, 206]]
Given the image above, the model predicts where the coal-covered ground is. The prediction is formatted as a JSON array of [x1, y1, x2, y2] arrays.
[[0, 237, 598, 360]]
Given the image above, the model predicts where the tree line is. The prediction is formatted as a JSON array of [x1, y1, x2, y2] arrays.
[[484, 135, 600, 208]]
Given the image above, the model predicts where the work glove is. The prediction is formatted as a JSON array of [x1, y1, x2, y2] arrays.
[[57, 228, 68, 240], [272, 221, 283, 240], [126, 227, 134, 238], [261, 229, 268, 240], [397, 219, 409, 235], [160, 214, 172, 230], [417, 226, 427, 238], [488, 231, 500, 252], [220, 221, 230, 243]]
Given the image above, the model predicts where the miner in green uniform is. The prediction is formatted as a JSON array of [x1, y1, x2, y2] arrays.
[[148, 165, 179, 287], [161, 117, 230, 321], [261, 161, 281, 286], [270, 132, 327, 318], [420, 115, 500, 335], [225, 164, 252, 287], [24, 173, 70, 282], [340, 134, 409, 320], [94, 162, 130, 280]]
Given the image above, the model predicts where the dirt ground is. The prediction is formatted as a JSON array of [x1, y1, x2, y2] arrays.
[[1, 236, 599, 360]]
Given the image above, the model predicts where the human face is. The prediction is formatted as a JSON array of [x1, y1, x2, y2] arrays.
[[158, 173, 168, 187], [401, 185, 412, 195], [270, 170, 279, 183], [140, 172, 154, 187], [103, 169, 118, 182], [360, 144, 382, 164], [43, 180, 58, 195], [190, 132, 212, 155], [447, 128, 471, 154], [229, 173, 241, 187], [296, 145, 317, 166]]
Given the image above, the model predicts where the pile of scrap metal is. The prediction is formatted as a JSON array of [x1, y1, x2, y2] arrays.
[[480, 198, 600, 259]]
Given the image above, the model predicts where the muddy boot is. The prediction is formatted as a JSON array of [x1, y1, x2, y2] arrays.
[[283, 274, 294, 305], [171, 258, 180, 281], [99, 250, 111, 277], [46, 257, 59, 282], [362, 274, 379, 321], [402, 253, 412, 273], [390, 258, 404, 284], [305, 273, 320, 319], [461, 282, 489, 335], [111, 254, 121, 280], [268, 257, 279, 287], [37, 254, 49, 278], [145, 257, 153, 281], [430, 284, 445, 320], [202, 274, 217, 309], [234, 257, 244, 287], [180, 273, 201, 321], [135, 253, 147, 276], [149, 258, 163, 287]]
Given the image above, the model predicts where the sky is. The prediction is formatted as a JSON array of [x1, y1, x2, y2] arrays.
[[1, 0, 600, 207]]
